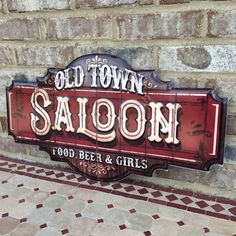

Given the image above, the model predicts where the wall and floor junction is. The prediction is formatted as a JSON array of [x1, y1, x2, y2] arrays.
[[0, 0, 236, 198]]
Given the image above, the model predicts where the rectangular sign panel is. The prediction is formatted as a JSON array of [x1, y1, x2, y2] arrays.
[[6, 54, 227, 181]]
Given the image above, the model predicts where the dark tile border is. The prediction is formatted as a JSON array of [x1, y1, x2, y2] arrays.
[[0, 155, 236, 222]]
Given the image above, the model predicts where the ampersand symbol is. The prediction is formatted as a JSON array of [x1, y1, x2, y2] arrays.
[[105, 155, 112, 164]]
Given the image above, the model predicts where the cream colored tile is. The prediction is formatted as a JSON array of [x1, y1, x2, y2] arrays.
[[104, 208, 132, 226], [43, 195, 67, 209], [182, 210, 210, 228], [127, 213, 153, 231], [155, 204, 186, 221], [47, 210, 73, 230], [62, 199, 86, 213], [0, 171, 14, 182], [74, 188, 98, 201], [0, 197, 18, 213], [134, 200, 159, 215], [26, 191, 49, 204], [27, 207, 55, 226], [56, 184, 79, 196], [70, 217, 97, 235], [8, 187, 32, 199], [0, 217, 19, 235], [10, 201, 35, 219], [150, 218, 180, 236], [176, 225, 205, 236], [91, 223, 144, 236], [92, 192, 137, 209], [82, 202, 109, 220], [208, 217, 236, 235], [9, 222, 39, 236]]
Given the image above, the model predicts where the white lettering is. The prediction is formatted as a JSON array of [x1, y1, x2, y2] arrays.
[[77, 97, 116, 142], [30, 88, 51, 136], [99, 64, 112, 88], [92, 98, 116, 132], [87, 64, 99, 88], [148, 102, 181, 144], [55, 63, 144, 95], [119, 100, 146, 140], [30, 90, 182, 145], [74, 65, 84, 88], [53, 97, 75, 132]]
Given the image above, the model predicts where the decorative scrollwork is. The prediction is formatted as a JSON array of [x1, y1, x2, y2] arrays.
[[45, 75, 55, 85], [86, 55, 107, 65], [79, 161, 116, 175], [143, 79, 158, 89]]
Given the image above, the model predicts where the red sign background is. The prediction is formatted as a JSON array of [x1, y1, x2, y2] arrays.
[[6, 54, 227, 181]]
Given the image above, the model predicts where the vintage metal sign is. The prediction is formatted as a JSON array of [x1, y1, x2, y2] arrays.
[[6, 54, 227, 181]]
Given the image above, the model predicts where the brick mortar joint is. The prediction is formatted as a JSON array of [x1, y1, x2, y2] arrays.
[[0, 67, 236, 78], [1, 3, 236, 19], [200, 10, 208, 38], [153, 46, 159, 70], [0, 38, 235, 48], [11, 47, 17, 65], [110, 15, 117, 40], [39, 18, 47, 41]]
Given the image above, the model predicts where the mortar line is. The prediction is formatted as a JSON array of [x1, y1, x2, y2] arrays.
[[0, 38, 235, 47], [0, 2, 235, 19]]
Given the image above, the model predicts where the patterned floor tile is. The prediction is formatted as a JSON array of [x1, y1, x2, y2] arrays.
[[103, 208, 132, 226], [0, 196, 19, 213], [34, 227, 61, 236], [47, 210, 73, 230], [9, 222, 39, 236], [43, 195, 67, 209], [208, 217, 236, 235], [91, 222, 144, 236], [69, 217, 97, 235], [0, 183, 17, 197], [62, 199, 86, 213], [74, 187, 98, 201], [0, 216, 20, 235], [126, 212, 153, 231], [82, 202, 109, 220], [9, 200, 35, 219], [56, 184, 79, 197], [0, 156, 236, 236], [27, 207, 55, 226], [150, 218, 182, 236], [177, 225, 206, 236], [26, 190, 49, 204]]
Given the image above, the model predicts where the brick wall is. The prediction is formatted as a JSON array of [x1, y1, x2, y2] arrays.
[[0, 0, 236, 188]]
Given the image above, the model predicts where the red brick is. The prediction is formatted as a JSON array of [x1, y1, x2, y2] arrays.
[[16, 46, 74, 66], [8, 0, 70, 12], [75, 0, 153, 8], [47, 16, 113, 40], [208, 10, 236, 38], [0, 18, 44, 40], [117, 11, 204, 40]]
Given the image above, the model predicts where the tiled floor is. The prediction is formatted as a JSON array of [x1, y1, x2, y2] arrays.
[[0, 156, 236, 236]]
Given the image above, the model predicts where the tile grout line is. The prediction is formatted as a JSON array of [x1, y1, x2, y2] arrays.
[[0, 156, 236, 223]]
